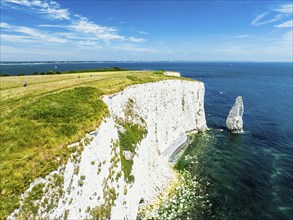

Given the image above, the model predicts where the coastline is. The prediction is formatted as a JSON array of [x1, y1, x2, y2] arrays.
[[137, 134, 198, 218], [138, 133, 202, 217]]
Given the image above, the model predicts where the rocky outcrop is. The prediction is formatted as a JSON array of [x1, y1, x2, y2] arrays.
[[226, 96, 244, 133], [164, 71, 181, 77], [123, 150, 135, 160], [8, 79, 206, 220]]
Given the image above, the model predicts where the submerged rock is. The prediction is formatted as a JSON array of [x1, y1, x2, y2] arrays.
[[226, 96, 244, 133]]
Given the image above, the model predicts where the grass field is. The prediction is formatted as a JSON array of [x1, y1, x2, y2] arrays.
[[0, 70, 184, 218]]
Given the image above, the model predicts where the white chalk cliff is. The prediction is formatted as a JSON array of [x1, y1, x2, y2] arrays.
[[9, 79, 207, 219]]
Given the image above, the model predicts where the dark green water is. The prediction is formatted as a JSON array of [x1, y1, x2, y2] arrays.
[[175, 129, 292, 219]]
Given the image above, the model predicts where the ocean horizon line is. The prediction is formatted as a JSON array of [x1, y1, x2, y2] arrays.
[[1, 60, 292, 65]]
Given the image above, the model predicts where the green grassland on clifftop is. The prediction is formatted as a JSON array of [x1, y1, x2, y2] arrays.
[[0, 70, 182, 219]]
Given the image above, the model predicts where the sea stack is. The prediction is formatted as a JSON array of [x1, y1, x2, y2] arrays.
[[226, 96, 244, 133]]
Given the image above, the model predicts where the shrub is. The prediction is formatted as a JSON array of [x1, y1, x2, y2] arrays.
[[118, 122, 146, 183], [78, 180, 83, 187], [153, 70, 164, 75], [0, 74, 11, 77]]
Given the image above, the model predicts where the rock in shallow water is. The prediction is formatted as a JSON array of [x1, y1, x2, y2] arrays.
[[226, 96, 244, 133]]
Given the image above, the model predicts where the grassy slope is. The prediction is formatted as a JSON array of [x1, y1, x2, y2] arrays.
[[0, 70, 185, 218]]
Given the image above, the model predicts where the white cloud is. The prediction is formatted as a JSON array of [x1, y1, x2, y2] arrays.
[[69, 18, 116, 34], [38, 19, 145, 43], [31, 0, 42, 7], [2, 0, 147, 45], [71, 21, 123, 41], [2, 0, 30, 6], [139, 31, 149, 35], [127, 37, 145, 43], [251, 12, 283, 26], [96, 33, 125, 41], [77, 41, 99, 46], [40, 23, 145, 43], [2, 0, 150, 60], [40, 7, 69, 20], [275, 4, 293, 14], [1, 22, 68, 43], [275, 20, 293, 28], [39, 18, 142, 42], [0, 34, 36, 43], [2, 0, 70, 20], [0, 22, 12, 28], [234, 34, 250, 38], [37, 24, 64, 28], [17, 27, 68, 43], [114, 44, 155, 53], [251, 12, 269, 25], [251, 4, 293, 27]]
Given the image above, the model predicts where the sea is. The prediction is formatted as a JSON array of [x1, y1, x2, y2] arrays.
[[1, 61, 292, 219]]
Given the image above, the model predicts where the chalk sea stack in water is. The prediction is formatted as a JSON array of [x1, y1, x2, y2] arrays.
[[226, 96, 244, 133]]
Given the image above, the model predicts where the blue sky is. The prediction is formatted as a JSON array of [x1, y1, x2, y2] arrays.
[[0, 0, 292, 61]]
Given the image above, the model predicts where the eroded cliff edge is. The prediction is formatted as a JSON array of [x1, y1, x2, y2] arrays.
[[9, 79, 206, 219]]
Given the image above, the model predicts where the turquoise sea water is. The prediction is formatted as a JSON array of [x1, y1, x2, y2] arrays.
[[1, 62, 292, 219]]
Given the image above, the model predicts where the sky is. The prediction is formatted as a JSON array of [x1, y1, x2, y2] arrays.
[[0, 0, 292, 61]]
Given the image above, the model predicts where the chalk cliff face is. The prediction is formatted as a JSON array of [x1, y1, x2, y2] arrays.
[[9, 80, 206, 220]]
